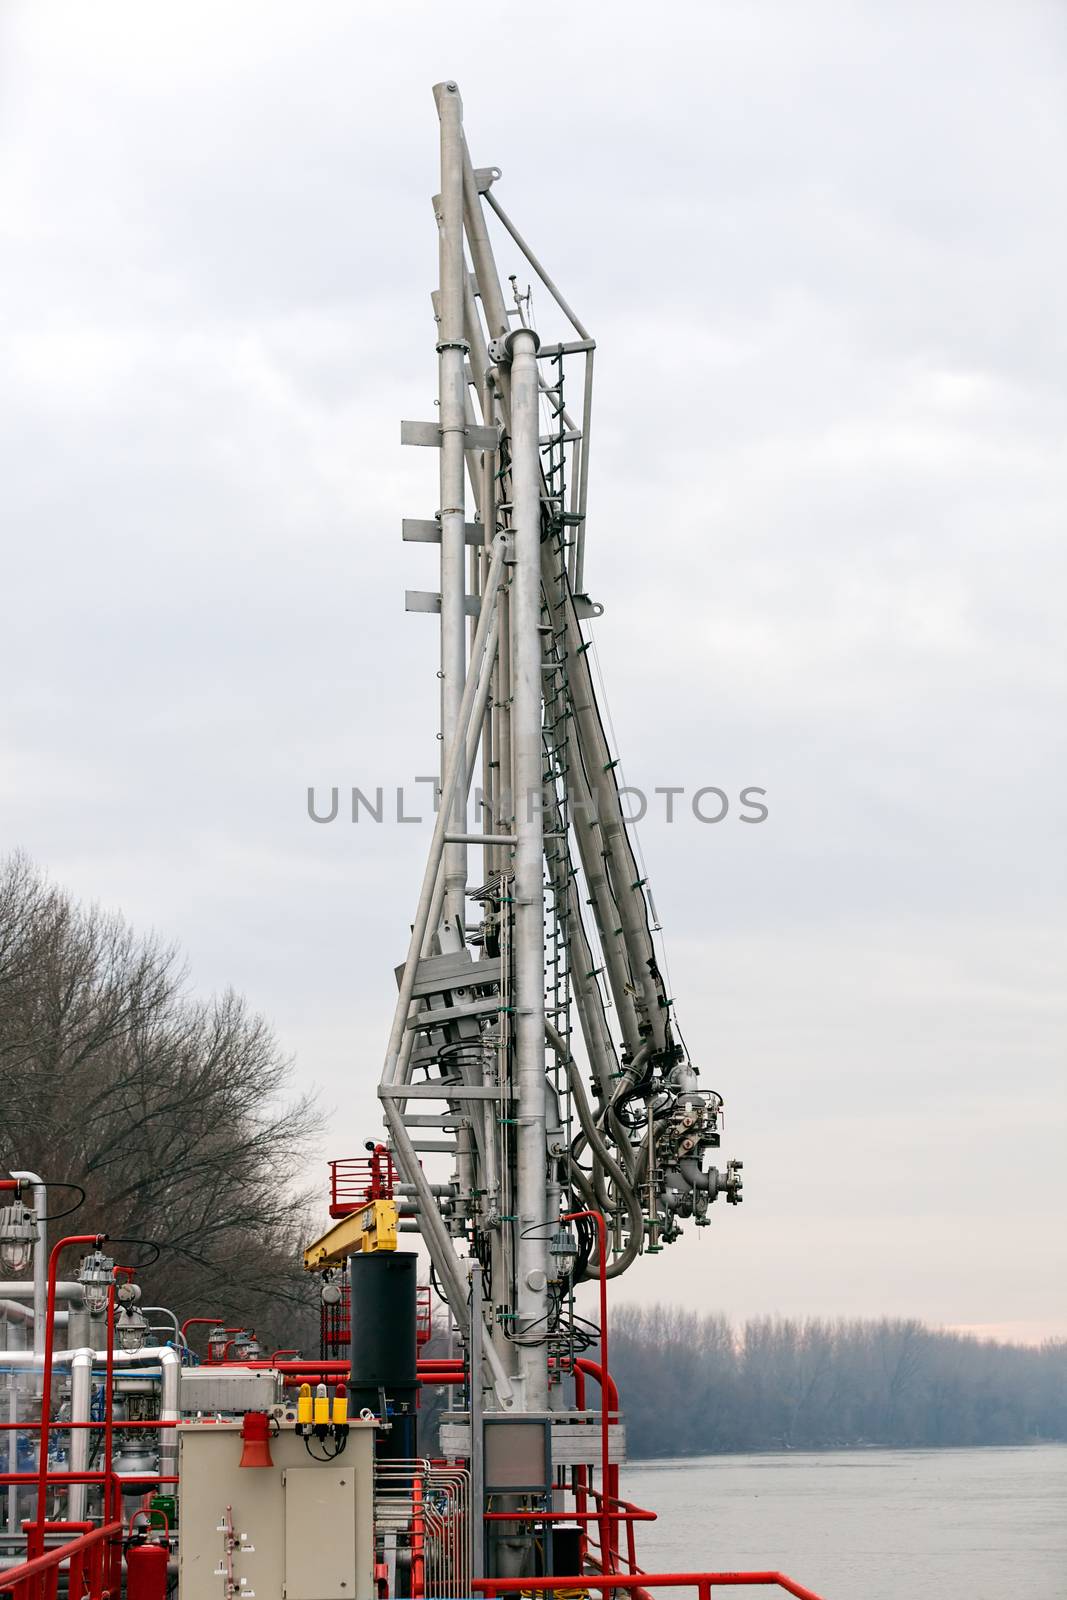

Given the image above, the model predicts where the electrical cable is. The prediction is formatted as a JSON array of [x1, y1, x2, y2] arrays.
[[36, 1181, 87, 1222], [106, 1239, 162, 1269]]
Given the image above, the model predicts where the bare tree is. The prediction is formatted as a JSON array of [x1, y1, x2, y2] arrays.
[[0, 855, 323, 1353]]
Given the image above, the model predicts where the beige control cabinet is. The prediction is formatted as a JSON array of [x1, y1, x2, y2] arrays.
[[178, 1419, 376, 1600]]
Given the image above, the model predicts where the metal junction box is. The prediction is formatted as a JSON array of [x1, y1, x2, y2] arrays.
[[177, 1419, 376, 1600], [180, 1368, 280, 1414]]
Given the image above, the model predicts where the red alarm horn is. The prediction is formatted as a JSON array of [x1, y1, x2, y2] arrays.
[[239, 1410, 273, 1469]]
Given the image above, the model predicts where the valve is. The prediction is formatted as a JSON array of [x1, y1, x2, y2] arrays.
[[313, 1382, 330, 1440], [296, 1382, 313, 1437], [331, 1385, 349, 1450]]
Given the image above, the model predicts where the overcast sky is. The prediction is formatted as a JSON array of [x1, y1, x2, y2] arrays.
[[2, 2, 1064, 1343]]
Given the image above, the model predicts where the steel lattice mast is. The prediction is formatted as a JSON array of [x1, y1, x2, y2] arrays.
[[380, 81, 743, 1418]]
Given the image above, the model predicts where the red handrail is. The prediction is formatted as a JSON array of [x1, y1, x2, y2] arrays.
[[0, 1476, 178, 1486], [472, 1574, 827, 1600], [0, 1421, 178, 1431], [0, 1518, 123, 1600], [180, 1315, 224, 1345], [482, 1504, 654, 1526]]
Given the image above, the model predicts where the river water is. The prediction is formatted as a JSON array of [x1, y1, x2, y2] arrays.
[[622, 1445, 1067, 1600]]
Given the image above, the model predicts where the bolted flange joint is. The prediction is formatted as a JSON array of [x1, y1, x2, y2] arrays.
[[489, 326, 541, 366]]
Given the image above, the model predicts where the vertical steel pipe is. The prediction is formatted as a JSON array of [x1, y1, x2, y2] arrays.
[[505, 325, 549, 1408], [434, 80, 469, 939]]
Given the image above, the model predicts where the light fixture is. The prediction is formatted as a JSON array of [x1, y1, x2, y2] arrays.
[[233, 1331, 262, 1361], [549, 1226, 579, 1265], [0, 1201, 37, 1275], [78, 1249, 115, 1315], [116, 1305, 149, 1353]]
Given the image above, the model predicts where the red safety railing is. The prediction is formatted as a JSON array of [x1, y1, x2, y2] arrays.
[[329, 1147, 396, 1216], [483, 1489, 655, 1582], [320, 1276, 433, 1355], [472, 1574, 826, 1600], [0, 1519, 122, 1600], [321, 1277, 351, 1352], [416, 1283, 433, 1348]]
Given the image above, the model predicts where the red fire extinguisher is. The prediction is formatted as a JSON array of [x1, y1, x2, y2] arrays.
[[125, 1518, 171, 1600]]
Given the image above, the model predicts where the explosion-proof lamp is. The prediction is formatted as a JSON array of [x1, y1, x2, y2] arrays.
[[549, 1226, 579, 1266], [116, 1305, 150, 1353], [0, 1201, 37, 1275], [78, 1249, 115, 1315], [234, 1331, 262, 1361]]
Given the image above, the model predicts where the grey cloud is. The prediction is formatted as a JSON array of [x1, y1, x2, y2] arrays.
[[1, 0, 1063, 1332]]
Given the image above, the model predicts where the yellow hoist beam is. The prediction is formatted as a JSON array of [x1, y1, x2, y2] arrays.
[[303, 1198, 399, 1270]]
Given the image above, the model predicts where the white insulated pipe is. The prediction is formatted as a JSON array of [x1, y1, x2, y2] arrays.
[[505, 325, 550, 1409], [434, 80, 469, 940], [0, 1302, 34, 1326], [0, 1345, 179, 1371], [0, 1284, 83, 1303], [67, 1350, 92, 1523], [0, 1306, 69, 1327]]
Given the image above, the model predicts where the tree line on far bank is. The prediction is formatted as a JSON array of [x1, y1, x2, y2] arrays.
[[612, 1305, 1067, 1456]]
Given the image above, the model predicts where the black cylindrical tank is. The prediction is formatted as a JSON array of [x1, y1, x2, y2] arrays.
[[349, 1250, 418, 1411]]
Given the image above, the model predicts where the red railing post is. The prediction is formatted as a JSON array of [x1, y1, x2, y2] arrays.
[[29, 1231, 105, 1561], [411, 1474, 425, 1598], [562, 1209, 612, 1568], [104, 1281, 116, 1524]]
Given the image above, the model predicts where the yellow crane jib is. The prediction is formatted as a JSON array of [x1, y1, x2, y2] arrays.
[[302, 1198, 399, 1269]]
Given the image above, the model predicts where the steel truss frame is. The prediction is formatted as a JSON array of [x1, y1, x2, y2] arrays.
[[379, 81, 742, 1422]]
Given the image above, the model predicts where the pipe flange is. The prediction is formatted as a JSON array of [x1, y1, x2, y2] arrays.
[[490, 327, 541, 365]]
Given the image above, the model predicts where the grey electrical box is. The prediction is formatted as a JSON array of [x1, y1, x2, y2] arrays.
[[180, 1368, 279, 1414], [177, 1419, 376, 1600]]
